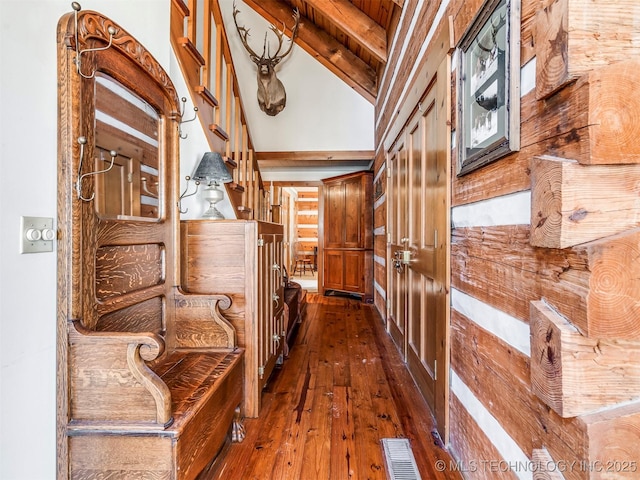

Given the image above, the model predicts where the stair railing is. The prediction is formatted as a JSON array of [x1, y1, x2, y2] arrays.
[[170, 0, 270, 220]]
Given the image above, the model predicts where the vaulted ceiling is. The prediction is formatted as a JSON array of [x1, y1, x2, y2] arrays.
[[239, 0, 403, 181], [241, 0, 404, 104]]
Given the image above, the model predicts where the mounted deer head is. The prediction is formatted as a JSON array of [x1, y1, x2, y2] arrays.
[[233, 3, 300, 116]]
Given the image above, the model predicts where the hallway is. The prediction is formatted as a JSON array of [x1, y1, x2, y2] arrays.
[[205, 294, 462, 479]]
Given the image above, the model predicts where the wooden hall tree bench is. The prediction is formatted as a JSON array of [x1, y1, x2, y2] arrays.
[[57, 7, 243, 479], [66, 292, 244, 479]]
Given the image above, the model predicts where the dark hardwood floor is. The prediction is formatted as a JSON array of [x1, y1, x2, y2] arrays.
[[203, 294, 462, 479]]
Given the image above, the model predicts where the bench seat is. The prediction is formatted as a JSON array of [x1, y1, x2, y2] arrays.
[[156, 349, 243, 433], [68, 348, 243, 480], [66, 293, 244, 480]]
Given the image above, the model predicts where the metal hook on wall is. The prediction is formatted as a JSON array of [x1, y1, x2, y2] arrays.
[[72, 2, 118, 79], [177, 176, 200, 213], [76, 138, 118, 202], [178, 97, 198, 139], [141, 177, 159, 198]]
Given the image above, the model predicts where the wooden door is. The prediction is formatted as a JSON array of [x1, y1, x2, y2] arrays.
[[387, 56, 451, 441], [387, 145, 409, 357], [406, 84, 439, 416]]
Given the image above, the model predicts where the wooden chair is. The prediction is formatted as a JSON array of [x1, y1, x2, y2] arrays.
[[293, 248, 313, 276]]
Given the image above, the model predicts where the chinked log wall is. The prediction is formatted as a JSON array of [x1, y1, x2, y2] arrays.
[[374, 0, 640, 477]]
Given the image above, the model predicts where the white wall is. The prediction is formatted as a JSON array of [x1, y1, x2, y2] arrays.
[[0, 2, 170, 478], [171, 51, 237, 220], [219, 0, 375, 153]]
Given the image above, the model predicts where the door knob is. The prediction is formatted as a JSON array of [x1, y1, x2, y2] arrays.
[[391, 256, 404, 273], [394, 249, 412, 265]]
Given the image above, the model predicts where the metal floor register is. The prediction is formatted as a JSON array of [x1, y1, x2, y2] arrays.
[[381, 438, 422, 480]]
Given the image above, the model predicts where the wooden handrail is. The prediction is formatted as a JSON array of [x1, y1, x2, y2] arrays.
[[170, 0, 272, 221]]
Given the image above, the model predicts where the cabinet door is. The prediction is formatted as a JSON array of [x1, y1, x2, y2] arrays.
[[323, 250, 344, 290], [343, 177, 363, 248], [342, 250, 364, 292], [272, 233, 285, 343], [257, 233, 270, 382], [324, 182, 345, 248], [258, 232, 285, 387]]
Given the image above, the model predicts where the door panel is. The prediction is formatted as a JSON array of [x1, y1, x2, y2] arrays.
[[387, 55, 451, 441], [258, 232, 285, 390], [344, 178, 362, 248], [343, 250, 363, 292], [406, 92, 438, 411], [387, 147, 408, 357], [323, 250, 344, 290], [324, 183, 345, 248]]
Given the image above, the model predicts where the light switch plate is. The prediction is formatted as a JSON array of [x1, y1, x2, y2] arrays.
[[20, 216, 55, 254]]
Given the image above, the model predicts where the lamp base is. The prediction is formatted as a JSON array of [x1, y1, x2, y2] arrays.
[[201, 182, 225, 219], [202, 204, 225, 219]]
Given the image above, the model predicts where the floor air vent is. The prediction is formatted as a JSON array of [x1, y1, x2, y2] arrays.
[[381, 438, 422, 480]]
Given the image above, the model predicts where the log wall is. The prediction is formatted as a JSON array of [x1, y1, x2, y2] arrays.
[[374, 0, 640, 477], [373, 149, 387, 317]]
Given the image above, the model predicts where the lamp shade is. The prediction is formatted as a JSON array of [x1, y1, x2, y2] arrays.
[[192, 152, 233, 183]]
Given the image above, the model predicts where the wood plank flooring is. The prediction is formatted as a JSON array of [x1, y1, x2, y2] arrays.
[[203, 294, 462, 479]]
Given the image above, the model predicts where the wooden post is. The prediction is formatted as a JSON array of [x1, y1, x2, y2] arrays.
[[530, 156, 640, 248], [531, 448, 566, 480], [531, 60, 640, 166], [202, 0, 212, 88], [576, 229, 640, 339], [535, 0, 640, 99], [186, 0, 197, 43], [530, 228, 640, 340], [530, 300, 640, 417], [578, 401, 640, 476], [248, 148, 254, 216]]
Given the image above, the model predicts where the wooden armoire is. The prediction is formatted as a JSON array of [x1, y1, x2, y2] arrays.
[[321, 171, 373, 302]]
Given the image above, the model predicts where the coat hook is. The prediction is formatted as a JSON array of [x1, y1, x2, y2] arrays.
[[77, 142, 118, 202], [178, 97, 198, 139], [75, 136, 89, 200], [72, 3, 118, 79], [177, 176, 200, 213], [141, 177, 159, 198]]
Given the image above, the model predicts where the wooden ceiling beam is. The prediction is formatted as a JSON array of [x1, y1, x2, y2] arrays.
[[241, 0, 378, 102], [270, 180, 323, 187], [259, 160, 371, 169], [256, 150, 374, 162], [304, 0, 388, 63]]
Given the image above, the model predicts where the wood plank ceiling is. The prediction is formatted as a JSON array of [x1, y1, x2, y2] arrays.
[[242, 0, 404, 176]]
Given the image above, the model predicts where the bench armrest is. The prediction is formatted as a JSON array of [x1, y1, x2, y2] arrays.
[[174, 290, 237, 349], [68, 320, 172, 428]]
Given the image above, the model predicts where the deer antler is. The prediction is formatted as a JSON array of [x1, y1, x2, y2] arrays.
[[233, 3, 300, 65], [269, 9, 300, 65], [232, 2, 261, 63]]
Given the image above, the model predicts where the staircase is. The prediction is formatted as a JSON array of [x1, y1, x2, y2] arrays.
[[170, 0, 270, 220]]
